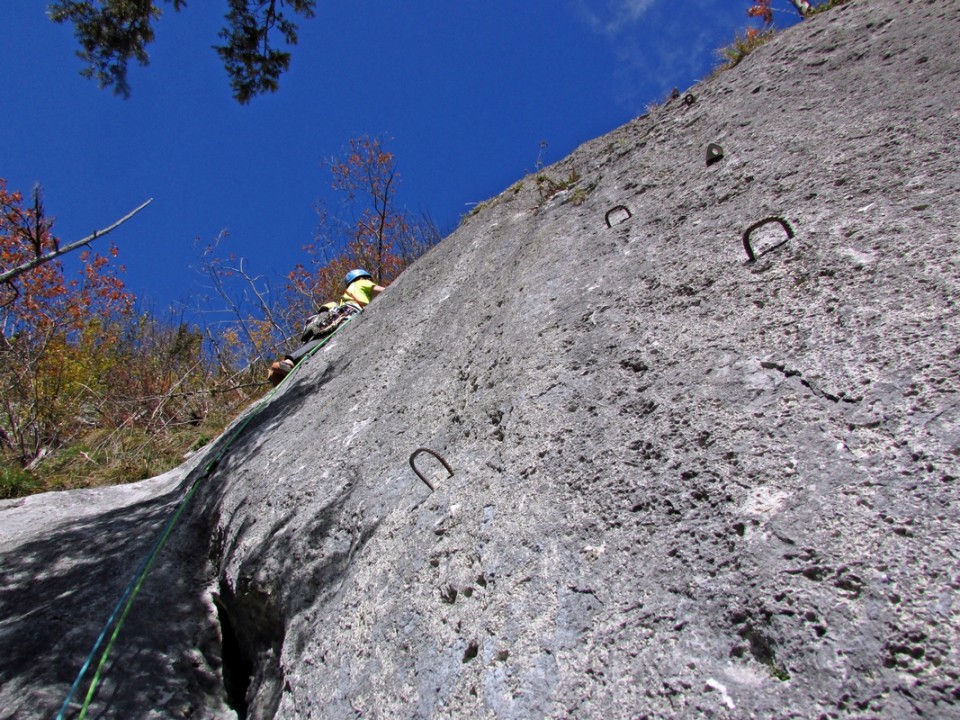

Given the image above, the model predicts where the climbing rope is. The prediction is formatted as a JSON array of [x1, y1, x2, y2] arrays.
[[56, 316, 355, 720]]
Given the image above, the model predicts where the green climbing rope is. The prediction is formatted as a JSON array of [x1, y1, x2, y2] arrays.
[[57, 316, 354, 719]]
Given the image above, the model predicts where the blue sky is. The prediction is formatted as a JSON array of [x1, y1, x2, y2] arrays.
[[1, 1, 796, 315]]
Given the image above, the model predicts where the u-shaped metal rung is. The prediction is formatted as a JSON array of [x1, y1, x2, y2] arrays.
[[605, 205, 632, 228], [409, 447, 454, 491], [742, 217, 795, 262]]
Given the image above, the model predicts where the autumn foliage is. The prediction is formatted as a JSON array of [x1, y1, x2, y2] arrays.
[[295, 135, 433, 299], [0, 137, 438, 497], [208, 135, 439, 367], [0, 183, 250, 495], [746, 0, 818, 28], [747, 0, 774, 27], [719, 0, 818, 70], [1, 182, 133, 462]]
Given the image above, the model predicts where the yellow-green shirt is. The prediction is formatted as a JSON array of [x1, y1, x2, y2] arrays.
[[341, 278, 377, 308]]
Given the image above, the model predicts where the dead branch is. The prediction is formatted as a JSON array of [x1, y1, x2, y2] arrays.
[[0, 198, 152, 285]]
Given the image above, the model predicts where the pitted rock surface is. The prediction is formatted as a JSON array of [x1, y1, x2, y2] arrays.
[[2, 0, 958, 717]]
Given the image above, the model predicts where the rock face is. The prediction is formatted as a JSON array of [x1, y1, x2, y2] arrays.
[[2, 0, 959, 717]]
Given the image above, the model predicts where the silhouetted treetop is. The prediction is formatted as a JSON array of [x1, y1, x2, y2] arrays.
[[48, 0, 316, 103]]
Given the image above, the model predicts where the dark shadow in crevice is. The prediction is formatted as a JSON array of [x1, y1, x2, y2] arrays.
[[213, 594, 253, 718]]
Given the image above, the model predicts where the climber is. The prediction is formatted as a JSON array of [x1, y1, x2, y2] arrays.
[[267, 269, 386, 386], [340, 268, 386, 310]]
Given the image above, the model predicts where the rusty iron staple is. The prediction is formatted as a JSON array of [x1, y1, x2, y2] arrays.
[[409, 447, 454, 491], [742, 216, 795, 262], [605, 205, 632, 228]]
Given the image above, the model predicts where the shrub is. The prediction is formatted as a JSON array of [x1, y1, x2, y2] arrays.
[[716, 27, 778, 70]]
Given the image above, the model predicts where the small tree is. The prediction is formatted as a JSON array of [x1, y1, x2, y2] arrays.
[[0, 180, 134, 463], [198, 232, 295, 368], [326, 135, 410, 283], [300, 135, 441, 302], [204, 136, 441, 369], [747, 0, 815, 26], [722, 0, 822, 69]]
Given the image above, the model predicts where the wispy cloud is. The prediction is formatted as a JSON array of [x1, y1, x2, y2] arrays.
[[571, 0, 659, 37], [566, 0, 740, 110]]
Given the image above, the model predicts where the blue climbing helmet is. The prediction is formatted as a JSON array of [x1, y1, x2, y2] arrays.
[[344, 268, 372, 286]]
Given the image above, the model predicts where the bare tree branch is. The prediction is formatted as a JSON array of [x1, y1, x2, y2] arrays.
[[0, 198, 152, 285]]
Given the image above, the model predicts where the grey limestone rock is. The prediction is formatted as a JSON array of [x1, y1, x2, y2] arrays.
[[2, 0, 958, 716]]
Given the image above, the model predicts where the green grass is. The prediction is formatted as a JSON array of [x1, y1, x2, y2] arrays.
[[0, 414, 235, 498], [716, 28, 778, 71], [807, 0, 854, 17], [0, 465, 41, 499], [535, 169, 581, 204], [713, 0, 854, 77]]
